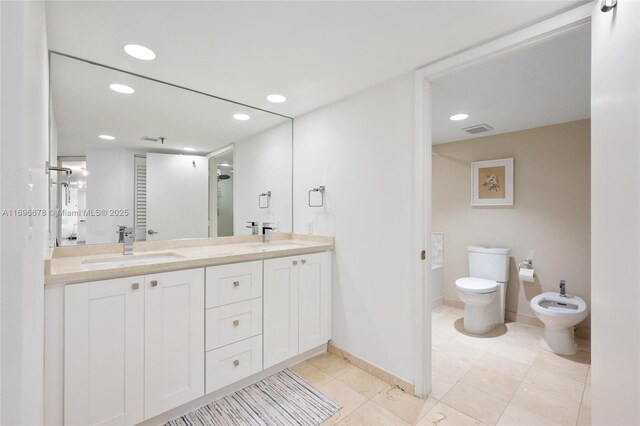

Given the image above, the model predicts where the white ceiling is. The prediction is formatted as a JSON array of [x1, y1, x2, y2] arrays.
[[51, 54, 289, 157], [45, 1, 583, 118], [431, 25, 590, 144]]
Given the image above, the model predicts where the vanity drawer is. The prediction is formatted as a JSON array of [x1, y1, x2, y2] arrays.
[[206, 261, 262, 308], [206, 335, 263, 394], [206, 298, 262, 351]]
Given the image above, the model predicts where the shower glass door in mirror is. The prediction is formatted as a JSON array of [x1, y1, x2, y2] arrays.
[[48, 53, 292, 246]]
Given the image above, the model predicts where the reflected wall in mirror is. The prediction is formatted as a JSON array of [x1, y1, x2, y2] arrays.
[[49, 53, 293, 246]]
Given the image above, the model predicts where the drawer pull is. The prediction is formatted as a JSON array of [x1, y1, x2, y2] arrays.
[[132, 283, 139, 290], [233, 281, 240, 287], [233, 320, 240, 327], [293, 260, 298, 266], [301, 259, 306, 265], [233, 360, 240, 367], [150, 280, 158, 287]]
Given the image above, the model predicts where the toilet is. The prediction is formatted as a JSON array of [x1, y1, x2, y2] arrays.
[[455, 246, 510, 335], [531, 292, 588, 355]]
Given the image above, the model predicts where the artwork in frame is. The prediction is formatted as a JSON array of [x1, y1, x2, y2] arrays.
[[471, 158, 514, 206]]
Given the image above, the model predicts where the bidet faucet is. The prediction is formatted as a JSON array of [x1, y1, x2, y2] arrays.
[[559, 280, 567, 297], [262, 222, 276, 243]]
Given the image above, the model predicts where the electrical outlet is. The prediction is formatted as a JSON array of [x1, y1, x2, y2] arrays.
[[307, 221, 314, 234]]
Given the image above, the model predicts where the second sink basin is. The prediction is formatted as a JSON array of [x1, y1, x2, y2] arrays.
[[81, 252, 185, 270]]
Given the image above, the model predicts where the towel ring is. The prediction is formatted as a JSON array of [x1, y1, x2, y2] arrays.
[[258, 191, 271, 209], [308, 186, 325, 207]]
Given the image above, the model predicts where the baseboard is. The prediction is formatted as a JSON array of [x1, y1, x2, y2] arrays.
[[327, 342, 414, 395], [443, 298, 464, 309], [432, 296, 444, 308]]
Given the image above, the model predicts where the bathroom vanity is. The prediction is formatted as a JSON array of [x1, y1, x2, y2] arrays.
[[44, 234, 333, 425]]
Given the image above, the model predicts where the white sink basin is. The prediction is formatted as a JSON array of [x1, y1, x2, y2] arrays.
[[81, 252, 185, 271], [250, 242, 305, 252]]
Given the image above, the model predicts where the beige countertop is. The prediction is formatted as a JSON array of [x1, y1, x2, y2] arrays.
[[45, 233, 334, 285]]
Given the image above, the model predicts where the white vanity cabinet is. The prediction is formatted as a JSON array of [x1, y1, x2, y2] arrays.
[[64, 276, 145, 426], [263, 251, 331, 368], [144, 268, 205, 418], [63, 268, 204, 425]]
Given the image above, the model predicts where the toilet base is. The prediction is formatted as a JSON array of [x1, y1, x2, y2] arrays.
[[540, 327, 578, 355], [463, 304, 497, 335]]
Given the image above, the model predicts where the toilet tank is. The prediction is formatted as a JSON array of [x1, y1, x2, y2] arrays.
[[468, 246, 510, 282]]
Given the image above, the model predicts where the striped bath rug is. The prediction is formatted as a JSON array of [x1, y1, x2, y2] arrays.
[[166, 369, 341, 426]]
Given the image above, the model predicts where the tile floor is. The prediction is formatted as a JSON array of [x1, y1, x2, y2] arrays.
[[294, 305, 591, 426]]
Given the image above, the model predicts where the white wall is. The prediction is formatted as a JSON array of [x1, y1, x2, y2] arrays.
[[591, 1, 640, 424], [85, 148, 134, 244], [0, 1, 48, 423], [294, 74, 415, 382], [234, 122, 293, 235]]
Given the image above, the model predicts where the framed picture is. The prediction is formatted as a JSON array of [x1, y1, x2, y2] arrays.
[[471, 158, 514, 206]]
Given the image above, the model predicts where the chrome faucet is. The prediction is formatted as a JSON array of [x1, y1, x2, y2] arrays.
[[262, 222, 276, 243], [246, 221, 259, 235], [117, 226, 135, 255], [559, 280, 567, 297]]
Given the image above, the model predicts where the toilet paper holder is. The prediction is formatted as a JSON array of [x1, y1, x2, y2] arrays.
[[518, 259, 533, 270]]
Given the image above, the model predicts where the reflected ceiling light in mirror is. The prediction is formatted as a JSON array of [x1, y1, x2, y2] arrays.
[[109, 83, 135, 94], [449, 113, 469, 121], [183, 147, 196, 152], [99, 134, 115, 140], [266, 94, 286, 103], [219, 163, 231, 167], [82, 169, 88, 176], [124, 44, 156, 61], [233, 113, 250, 121]]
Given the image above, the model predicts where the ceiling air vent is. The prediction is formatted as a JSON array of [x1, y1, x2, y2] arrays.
[[140, 136, 166, 144], [463, 124, 494, 135]]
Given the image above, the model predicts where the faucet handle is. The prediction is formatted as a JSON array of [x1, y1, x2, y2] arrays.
[[560, 280, 566, 286], [246, 221, 257, 227]]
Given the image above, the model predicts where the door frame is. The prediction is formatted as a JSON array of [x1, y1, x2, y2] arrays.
[[411, 2, 594, 397]]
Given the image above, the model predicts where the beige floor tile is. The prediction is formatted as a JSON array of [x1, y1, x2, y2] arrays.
[[432, 324, 457, 351], [291, 361, 333, 388], [430, 371, 457, 400], [320, 419, 336, 426], [309, 353, 353, 377], [452, 332, 499, 352], [337, 400, 410, 426], [460, 364, 522, 402], [510, 368, 584, 425], [530, 350, 590, 383], [433, 305, 456, 321], [433, 349, 474, 381], [577, 403, 591, 426], [318, 379, 368, 424], [496, 404, 561, 426], [439, 339, 487, 363], [473, 352, 530, 382], [417, 401, 486, 426], [441, 382, 509, 425], [498, 324, 544, 352], [586, 367, 591, 385], [489, 341, 539, 365], [371, 386, 438, 425], [581, 383, 591, 407], [336, 365, 389, 398]]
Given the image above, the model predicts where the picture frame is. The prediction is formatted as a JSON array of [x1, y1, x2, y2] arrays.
[[471, 158, 514, 206]]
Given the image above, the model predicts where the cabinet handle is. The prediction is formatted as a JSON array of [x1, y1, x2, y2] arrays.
[[150, 280, 158, 287], [233, 320, 240, 327], [293, 260, 298, 266], [131, 283, 139, 290], [233, 281, 240, 287], [301, 259, 306, 265], [233, 360, 240, 367]]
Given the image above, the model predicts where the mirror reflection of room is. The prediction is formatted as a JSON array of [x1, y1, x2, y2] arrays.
[[48, 53, 293, 246]]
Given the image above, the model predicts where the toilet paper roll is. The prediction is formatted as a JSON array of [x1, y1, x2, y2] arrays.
[[519, 268, 535, 282]]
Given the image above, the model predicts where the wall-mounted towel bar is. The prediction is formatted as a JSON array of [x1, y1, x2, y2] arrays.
[[308, 186, 326, 207]]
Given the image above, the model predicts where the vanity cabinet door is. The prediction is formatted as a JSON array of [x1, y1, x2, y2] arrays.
[[144, 268, 205, 419], [263, 256, 299, 368], [298, 252, 332, 353], [64, 277, 144, 426]]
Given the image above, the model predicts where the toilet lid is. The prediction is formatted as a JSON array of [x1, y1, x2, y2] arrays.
[[455, 277, 498, 294]]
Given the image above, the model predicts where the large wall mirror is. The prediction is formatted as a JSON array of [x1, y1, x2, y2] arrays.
[[48, 53, 293, 246]]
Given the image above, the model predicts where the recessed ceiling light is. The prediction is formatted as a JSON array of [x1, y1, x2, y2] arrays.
[[266, 94, 286, 103], [109, 83, 135, 94], [99, 134, 115, 140], [183, 147, 196, 152], [219, 163, 231, 167], [124, 44, 156, 61], [449, 113, 469, 121], [233, 113, 250, 121]]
